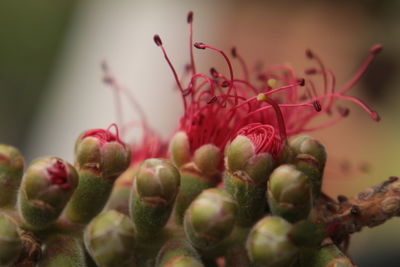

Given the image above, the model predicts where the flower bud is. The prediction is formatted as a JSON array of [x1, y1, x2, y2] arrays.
[[66, 127, 131, 223], [0, 213, 22, 266], [18, 157, 78, 229], [130, 159, 180, 236], [40, 234, 86, 267], [300, 241, 355, 267], [294, 154, 322, 201], [84, 210, 136, 267], [289, 135, 326, 171], [184, 188, 237, 250], [246, 216, 298, 267], [169, 131, 191, 168], [75, 128, 131, 178], [224, 135, 274, 226], [106, 166, 137, 215], [267, 164, 312, 223], [156, 240, 204, 267], [173, 142, 222, 225], [0, 144, 24, 208]]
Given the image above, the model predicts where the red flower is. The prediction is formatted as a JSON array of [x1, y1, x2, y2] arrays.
[[154, 11, 381, 158]]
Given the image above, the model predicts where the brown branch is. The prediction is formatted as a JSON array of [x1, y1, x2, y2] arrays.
[[317, 176, 400, 244]]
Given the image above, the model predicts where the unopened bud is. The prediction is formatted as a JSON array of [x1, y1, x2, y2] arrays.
[[84, 210, 136, 267], [130, 158, 180, 236], [267, 164, 312, 222], [246, 216, 298, 267], [0, 213, 22, 266], [289, 135, 326, 171], [169, 132, 191, 168], [156, 240, 203, 267], [184, 188, 237, 250], [0, 144, 24, 208]]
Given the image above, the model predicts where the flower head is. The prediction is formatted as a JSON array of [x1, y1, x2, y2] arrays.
[[154, 11, 381, 159]]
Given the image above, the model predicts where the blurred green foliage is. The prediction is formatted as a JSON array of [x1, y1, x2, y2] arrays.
[[0, 0, 79, 147]]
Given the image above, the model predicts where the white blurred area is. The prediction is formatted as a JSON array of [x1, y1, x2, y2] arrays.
[[25, 0, 400, 263]]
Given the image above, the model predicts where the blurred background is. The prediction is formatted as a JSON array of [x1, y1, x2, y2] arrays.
[[0, 0, 399, 265]]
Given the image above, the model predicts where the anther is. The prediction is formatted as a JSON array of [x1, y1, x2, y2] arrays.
[[370, 44, 383, 55], [305, 49, 314, 59], [313, 101, 322, 112], [221, 81, 230, 87], [371, 111, 381, 122], [389, 176, 399, 183], [153, 35, 162, 46], [297, 78, 305, 86], [337, 106, 350, 117], [231, 47, 237, 58], [187, 11, 193, 23], [210, 67, 218, 78], [305, 68, 317, 75], [194, 42, 206, 49]]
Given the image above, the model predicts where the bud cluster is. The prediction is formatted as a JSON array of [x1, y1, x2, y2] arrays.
[[0, 11, 392, 267]]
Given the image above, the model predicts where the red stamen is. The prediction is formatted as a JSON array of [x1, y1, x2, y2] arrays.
[[47, 159, 69, 190]]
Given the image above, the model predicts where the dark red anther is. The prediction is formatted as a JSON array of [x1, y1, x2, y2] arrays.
[[337, 106, 350, 117], [194, 42, 206, 49], [297, 78, 305, 86], [389, 176, 399, 183], [231, 47, 237, 58], [221, 81, 230, 87], [153, 35, 162, 46], [305, 68, 317, 75], [48, 159, 69, 189], [210, 67, 218, 78], [207, 96, 218, 104], [313, 101, 322, 112], [370, 44, 383, 55], [305, 49, 314, 59], [187, 11, 193, 23]]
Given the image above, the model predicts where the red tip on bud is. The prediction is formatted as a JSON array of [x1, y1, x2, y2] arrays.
[[305, 49, 314, 59], [313, 101, 322, 112], [297, 78, 305, 86], [187, 11, 193, 23], [210, 67, 218, 78], [194, 42, 206, 49], [153, 34, 162, 46], [48, 159, 69, 189], [82, 124, 123, 145], [370, 44, 383, 55], [231, 47, 237, 58]]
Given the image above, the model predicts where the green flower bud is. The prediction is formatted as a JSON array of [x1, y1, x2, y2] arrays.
[[184, 188, 237, 250], [40, 234, 86, 267], [18, 157, 78, 230], [295, 154, 322, 201], [0, 144, 24, 208], [0, 213, 22, 266], [267, 164, 312, 223], [193, 144, 221, 176], [224, 135, 274, 226], [246, 216, 298, 267], [289, 135, 326, 171], [288, 220, 326, 247], [130, 159, 180, 236], [106, 166, 137, 215], [156, 240, 204, 267], [169, 132, 191, 168], [84, 210, 136, 267], [226, 135, 255, 172], [300, 241, 355, 267], [174, 143, 222, 225], [66, 127, 131, 224]]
